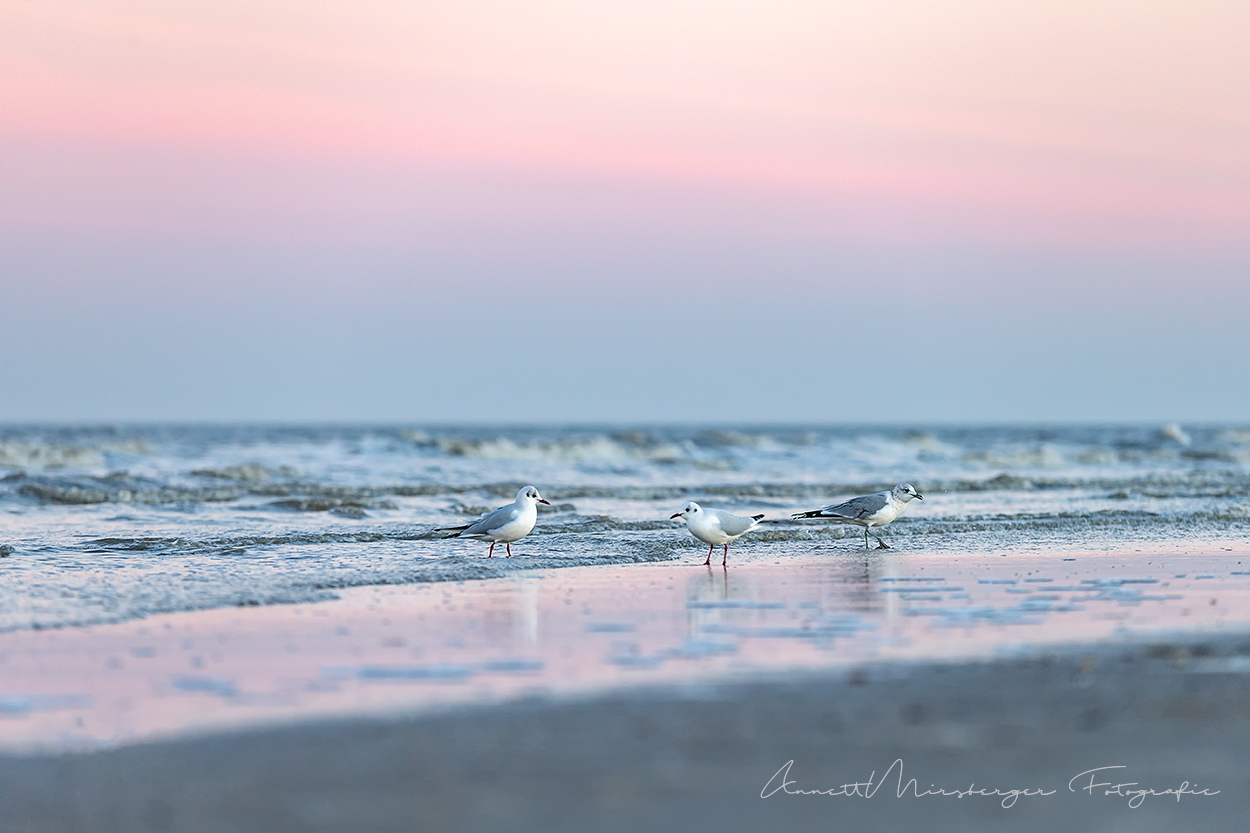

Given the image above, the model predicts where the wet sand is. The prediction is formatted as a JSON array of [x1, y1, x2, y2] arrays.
[[4, 640, 1249, 832], [4, 548, 1250, 830]]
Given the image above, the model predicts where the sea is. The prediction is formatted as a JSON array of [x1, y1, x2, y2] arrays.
[[3, 423, 1248, 633]]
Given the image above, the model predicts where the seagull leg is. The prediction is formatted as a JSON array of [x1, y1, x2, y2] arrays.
[[488, 542, 495, 558], [722, 544, 729, 567], [864, 528, 870, 551], [704, 545, 713, 566], [875, 538, 890, 550], [506, 543, 513, 557]]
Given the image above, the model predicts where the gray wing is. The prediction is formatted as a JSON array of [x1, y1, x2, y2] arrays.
[[710, 509, 761, 537], [460, 504, 519, 537], [818, 492, 889, 521]]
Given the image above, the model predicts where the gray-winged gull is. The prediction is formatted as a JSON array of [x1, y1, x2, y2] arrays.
[[792, 483, 922, 550]]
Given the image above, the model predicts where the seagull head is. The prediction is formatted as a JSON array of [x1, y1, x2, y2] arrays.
[[893, 483, 923, 502], [670, 501, 701, 520], [517, 485, 550, 505]]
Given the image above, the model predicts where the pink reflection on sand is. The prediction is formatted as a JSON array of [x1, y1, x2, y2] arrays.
[[2, 550, 1250, 752]]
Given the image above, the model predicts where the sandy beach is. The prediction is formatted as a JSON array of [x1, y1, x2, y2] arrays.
[[5, 545, 1250, 831], [3, 424, 1248, 830], [4, 632, 1248, 832]]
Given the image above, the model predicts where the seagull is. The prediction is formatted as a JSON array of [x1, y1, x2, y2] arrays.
[[437, 485, 550, 557], [791, 483, 923, 550], [670, 501, 765, 566]]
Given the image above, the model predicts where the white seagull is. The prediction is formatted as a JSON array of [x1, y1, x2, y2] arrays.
[[791, 483, 923, 550], [670, 501, 765, 566], [438, 485, 550, 557]]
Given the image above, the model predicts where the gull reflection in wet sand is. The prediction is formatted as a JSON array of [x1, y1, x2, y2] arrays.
[[4, 550, 1250, 752]]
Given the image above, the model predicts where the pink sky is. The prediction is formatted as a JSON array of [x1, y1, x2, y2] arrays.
[[1, 1, 1248, 421], [3, 0, 1247, 252]]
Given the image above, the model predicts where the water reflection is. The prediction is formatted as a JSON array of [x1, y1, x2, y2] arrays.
[[4, 551, 1250, 752]]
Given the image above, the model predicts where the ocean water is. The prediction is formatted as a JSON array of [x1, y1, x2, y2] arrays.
[[2, 423, 1248, 633]]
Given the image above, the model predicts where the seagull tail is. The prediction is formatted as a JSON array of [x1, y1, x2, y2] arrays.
[[751, 514, 765, 522], [790, 511, 854, 524]]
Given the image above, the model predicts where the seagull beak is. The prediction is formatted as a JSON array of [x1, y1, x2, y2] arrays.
[[669, 513, 682, 519], [538, 499, 551, 505], [915, 494, 924, 500]]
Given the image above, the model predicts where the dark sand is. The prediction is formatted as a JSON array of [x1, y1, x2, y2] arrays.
[[4, 635, 1248, 833]]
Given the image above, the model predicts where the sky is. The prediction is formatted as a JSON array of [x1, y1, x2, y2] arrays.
[[1, 0, 1247, 423]]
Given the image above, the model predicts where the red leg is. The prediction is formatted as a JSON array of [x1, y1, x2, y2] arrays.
[[506, 543, 513, 557], [722, 543, 728, 567], [704, 544, 712, 566], [488, 542, 495, 558]]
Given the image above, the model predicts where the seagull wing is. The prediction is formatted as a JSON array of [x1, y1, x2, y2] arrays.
[[793, 491, 889, 521], [821, 492, 890, 520], [460, 504, 519, 537], [710, 509, 761, 537]]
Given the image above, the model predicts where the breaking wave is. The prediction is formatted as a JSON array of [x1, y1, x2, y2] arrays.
[[1, 422, 1248, 633]]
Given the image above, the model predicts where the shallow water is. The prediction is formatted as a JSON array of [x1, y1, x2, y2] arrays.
[[1, 423, 1248, 632], [4, 551, 1250, 752]]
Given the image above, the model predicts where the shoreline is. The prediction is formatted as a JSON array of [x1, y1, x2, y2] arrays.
[[5, 540, 1250, 830], [4, 526, 1248, 635], [4, 548, 1250, 752]]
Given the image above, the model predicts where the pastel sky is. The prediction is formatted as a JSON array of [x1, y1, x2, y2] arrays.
[[2, 0, 1247, 422]]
